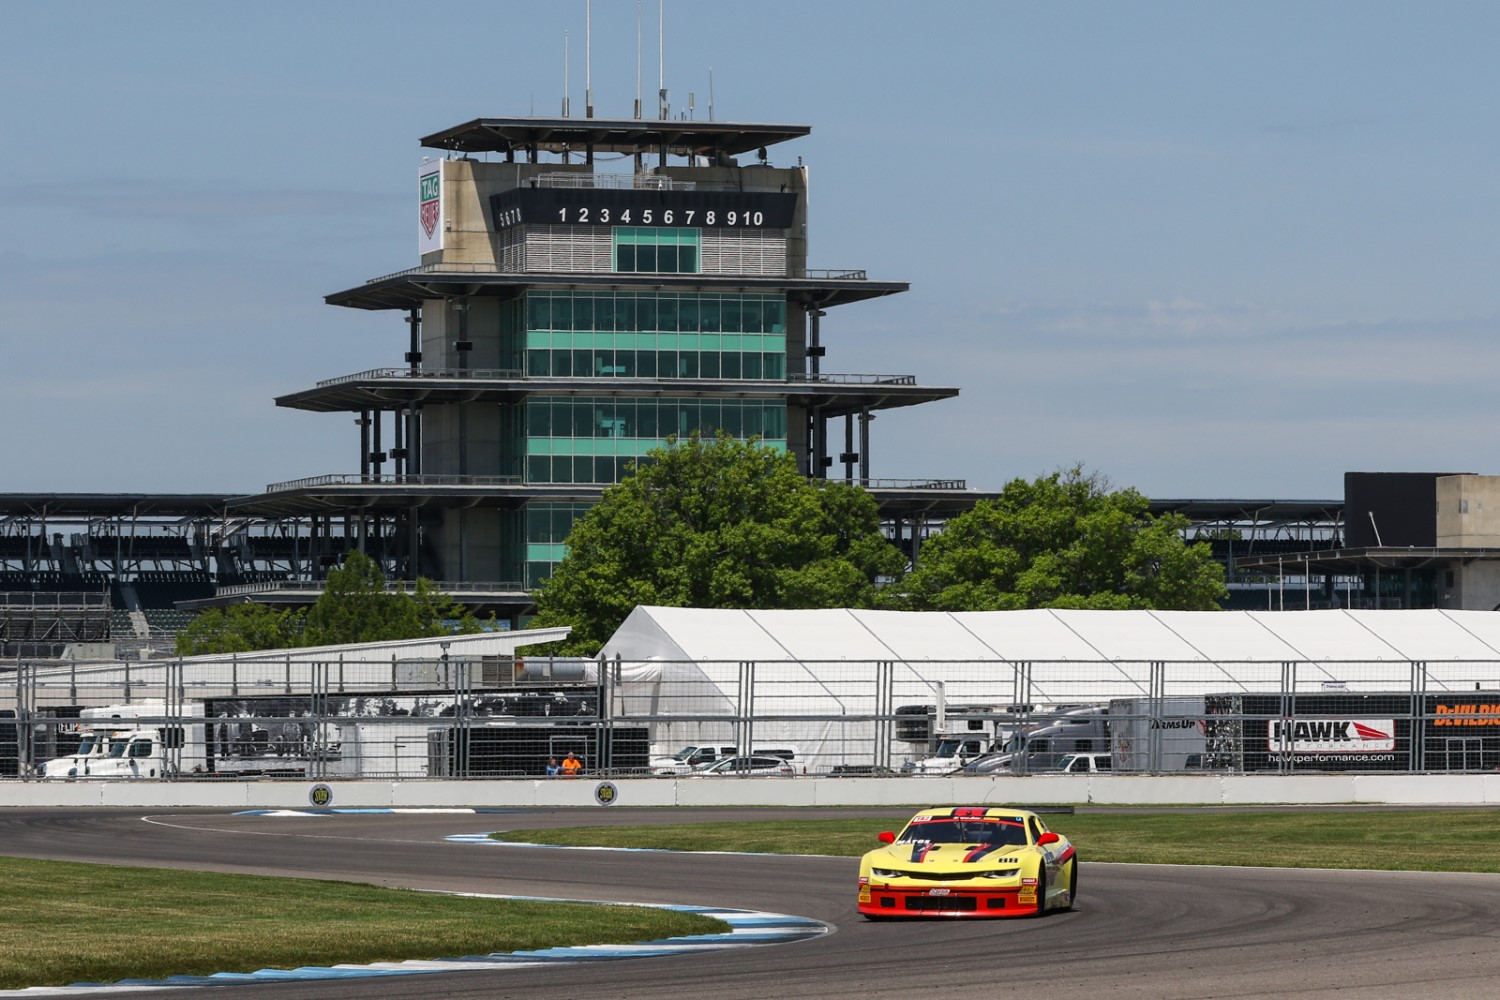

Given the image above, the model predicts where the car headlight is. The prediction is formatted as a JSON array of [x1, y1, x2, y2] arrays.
[[978, 869, 1021, 879], [35, 762, 45, 776], [871, 868, 909, 878]]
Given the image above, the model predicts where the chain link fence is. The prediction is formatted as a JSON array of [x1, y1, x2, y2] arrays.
[[6, 655, 1500, 780]]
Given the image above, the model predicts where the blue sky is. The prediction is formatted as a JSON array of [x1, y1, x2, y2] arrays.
[[4, 1, 1497, 500]]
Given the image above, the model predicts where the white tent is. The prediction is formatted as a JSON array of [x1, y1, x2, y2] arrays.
[[600, 607, 1500, 766]]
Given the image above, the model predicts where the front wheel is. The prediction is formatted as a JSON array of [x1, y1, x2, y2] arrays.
[[1031, 866, 1049, 917], [1060, 855, 1078, 911]]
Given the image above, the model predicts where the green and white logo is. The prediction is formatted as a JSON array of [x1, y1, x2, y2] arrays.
[[420, 171, 441, 239]]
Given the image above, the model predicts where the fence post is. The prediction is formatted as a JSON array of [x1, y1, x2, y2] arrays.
[[1410, 660, 1426, 772]]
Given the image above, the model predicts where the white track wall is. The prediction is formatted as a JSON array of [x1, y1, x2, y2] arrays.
[[4, 774, 1500, 809]]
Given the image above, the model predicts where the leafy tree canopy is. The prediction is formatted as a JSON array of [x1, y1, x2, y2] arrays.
[[173, 603, 303, 656], [885, 466, 1227, 612], [175, 551, 480, 654], [528, 434, 907, 654]]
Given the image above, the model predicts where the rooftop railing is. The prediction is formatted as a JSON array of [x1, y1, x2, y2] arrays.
[[363, 262, 871, 285], [265, 473, 524, 493], [263, 472, 969, 494], [316, 369, 919, 387], [788, 373, 917, 385], [531, 171, 706, 191]]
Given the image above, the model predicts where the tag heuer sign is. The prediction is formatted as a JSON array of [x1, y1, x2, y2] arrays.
[[418, 161, 443, 255]]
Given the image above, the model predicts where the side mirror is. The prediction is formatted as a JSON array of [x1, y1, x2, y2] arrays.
[[878, 831, 896, 844], [1036, 832, 1061, 846]]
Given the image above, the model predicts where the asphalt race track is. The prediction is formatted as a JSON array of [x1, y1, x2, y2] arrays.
[[5, 806, 1500, 1000]]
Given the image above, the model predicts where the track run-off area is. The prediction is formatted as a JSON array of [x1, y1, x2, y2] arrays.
[[4, 806, 1500, 1000]]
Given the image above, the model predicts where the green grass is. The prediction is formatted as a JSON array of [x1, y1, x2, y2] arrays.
[[490, 809, 1500, 873], [0, 857, 727, 990]]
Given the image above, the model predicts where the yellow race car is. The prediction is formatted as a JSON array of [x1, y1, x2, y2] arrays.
[[857, 806, 1077, 918]]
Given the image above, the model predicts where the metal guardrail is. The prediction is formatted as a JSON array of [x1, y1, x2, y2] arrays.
[[214, 579, 525, 597], [16, 656, 1500, 780], [803, 269, 867, 280]]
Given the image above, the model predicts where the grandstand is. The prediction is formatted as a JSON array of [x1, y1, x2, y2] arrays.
[[0, 591, 110, 659]]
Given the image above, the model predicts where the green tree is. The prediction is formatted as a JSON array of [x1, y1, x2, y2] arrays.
[[528, 434, 907, 653], [887, 467, 1227, 612], [176, 552, 480, 653], [174, 603, 304, 655], [303, 550, 480, 646]]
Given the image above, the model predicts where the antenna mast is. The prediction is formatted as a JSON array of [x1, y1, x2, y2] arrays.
[[585, 0, 594, 119], [658, 0, 668, 120], [634, 0, 642, 119], [562, 29, 570, 117]]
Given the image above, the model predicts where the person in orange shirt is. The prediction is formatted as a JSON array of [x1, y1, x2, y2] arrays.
[[560, 752, 582, 778]]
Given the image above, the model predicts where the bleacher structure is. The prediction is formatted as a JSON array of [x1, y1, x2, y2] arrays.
[[0, 592, 110, 659]]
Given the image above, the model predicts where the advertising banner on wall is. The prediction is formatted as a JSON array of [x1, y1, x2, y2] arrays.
[[1267, 718, 1396, 754], [418, 159, 443, 256]]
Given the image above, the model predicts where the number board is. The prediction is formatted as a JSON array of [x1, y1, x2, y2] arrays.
[[489, 188, 797, 231]]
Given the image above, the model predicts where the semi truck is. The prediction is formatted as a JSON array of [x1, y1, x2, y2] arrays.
[[962, 705, 1111, 774], [34, 684, 614, 780]]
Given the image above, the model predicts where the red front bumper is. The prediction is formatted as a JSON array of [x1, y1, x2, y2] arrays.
[[857, 884, 1038, 918]]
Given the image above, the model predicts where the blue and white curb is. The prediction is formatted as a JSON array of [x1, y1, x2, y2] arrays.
[[446, 831, 837, 859], [3, 894, 827, 994]]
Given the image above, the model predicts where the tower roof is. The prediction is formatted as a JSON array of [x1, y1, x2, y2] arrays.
[[420, 116, 811, 157]]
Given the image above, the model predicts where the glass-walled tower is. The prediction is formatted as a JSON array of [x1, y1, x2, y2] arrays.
[[235, 117, 975, 621]]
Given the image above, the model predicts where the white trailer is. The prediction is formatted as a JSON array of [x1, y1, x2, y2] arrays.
[[1108, 696, 1208, 772]]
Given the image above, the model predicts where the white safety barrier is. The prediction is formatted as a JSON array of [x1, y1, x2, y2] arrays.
[[5, 773, 1500, 809]]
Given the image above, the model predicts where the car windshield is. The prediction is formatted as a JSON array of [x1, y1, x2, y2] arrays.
[[898, 817, 1029, 846], [76, 736, 98, 755], [670, 748, 700, 761]]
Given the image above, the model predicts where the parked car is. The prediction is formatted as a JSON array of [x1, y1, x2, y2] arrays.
[[1055, 752, 1112, 773], [650, 744, 801, 775], [691, 754, 796, 776]]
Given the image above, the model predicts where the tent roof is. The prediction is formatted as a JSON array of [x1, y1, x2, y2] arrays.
[[602, 607, 1500, 665]]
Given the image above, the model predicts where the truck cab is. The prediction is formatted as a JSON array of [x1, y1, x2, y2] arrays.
[[36, 731, 115, 779], [902, 735, 996, 774], [82, 729, 168, 779], [1055, 752, 1112, 773]]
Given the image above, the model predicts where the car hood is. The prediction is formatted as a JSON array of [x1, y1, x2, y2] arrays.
[[864, 842, 1033, 871]]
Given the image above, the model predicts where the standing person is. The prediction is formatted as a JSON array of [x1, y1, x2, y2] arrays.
[[545, 756, 560, 776], [561, 751, 582, 778]]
